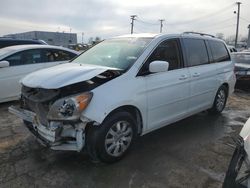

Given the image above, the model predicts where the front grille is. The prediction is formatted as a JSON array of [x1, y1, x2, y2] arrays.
[[22, 86, 59, 102], [21, 86, 60, 126], [25, 99, 49, 125]]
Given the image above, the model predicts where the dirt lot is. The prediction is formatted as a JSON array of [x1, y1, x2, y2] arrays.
[[0, 90, 250, 188]]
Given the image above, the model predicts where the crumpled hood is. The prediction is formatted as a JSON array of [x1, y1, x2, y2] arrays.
[[21, 63, 118, 89]]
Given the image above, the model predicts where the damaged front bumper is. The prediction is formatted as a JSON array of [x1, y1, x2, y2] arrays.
[[9, 105, 87, 152]]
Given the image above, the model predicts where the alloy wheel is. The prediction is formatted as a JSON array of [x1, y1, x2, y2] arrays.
[[105, 121, 133, 157]]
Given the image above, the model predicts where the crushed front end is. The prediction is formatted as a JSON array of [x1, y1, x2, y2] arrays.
[[9, 84, 94, 151], [8, 68, 122, 152]]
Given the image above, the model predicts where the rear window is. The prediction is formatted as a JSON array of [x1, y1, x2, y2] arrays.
[[209, 40, 230, 62], [183, 38, 209, 67], [43, 49, 76, 62]]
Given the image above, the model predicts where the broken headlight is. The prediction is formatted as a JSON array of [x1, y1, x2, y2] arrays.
[[47, 92, 93, 121]]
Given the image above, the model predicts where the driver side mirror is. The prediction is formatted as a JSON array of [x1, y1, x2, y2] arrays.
[[0, 60, 9, 68], [149, 60, 169, 73]]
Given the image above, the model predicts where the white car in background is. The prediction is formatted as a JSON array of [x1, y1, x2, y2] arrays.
[[0, 45, 79, 103]]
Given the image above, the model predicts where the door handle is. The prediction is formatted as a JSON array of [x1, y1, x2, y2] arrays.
[[179, 75, 188, 80], [193, 73, 200, 77]]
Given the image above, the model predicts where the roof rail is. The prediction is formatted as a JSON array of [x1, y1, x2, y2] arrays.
[[182, 31, 215, 38]]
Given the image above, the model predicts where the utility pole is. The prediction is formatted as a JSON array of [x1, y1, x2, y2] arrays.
[[235, 2, 242, 48], [130, 15, 137, 34], [159, 19, 165, 33], [82, 32, 84, 44], [69, 28, 72, 43], [247, 24, 250, 48]]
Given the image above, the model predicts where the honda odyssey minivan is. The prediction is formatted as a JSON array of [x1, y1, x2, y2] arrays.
[[9, 32, 236, 163]]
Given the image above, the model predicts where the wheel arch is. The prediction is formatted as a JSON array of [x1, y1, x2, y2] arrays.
[[102, 105, 143, 135], [221, 82, 229, 96]]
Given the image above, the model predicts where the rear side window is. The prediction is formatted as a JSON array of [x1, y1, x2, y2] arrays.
[[43, 49, 76, 62], [183, 39, 209, 67], [208, 41, 230, 62], [4, 49, 44, 66]]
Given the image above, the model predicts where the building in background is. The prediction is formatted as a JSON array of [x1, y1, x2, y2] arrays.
[[4, 31, 77, 47]]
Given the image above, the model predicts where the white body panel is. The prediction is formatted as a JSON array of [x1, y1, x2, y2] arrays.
[[145, 68, 190, 131], [188, 64, 219, 112]]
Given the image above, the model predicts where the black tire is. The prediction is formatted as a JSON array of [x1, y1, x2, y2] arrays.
[[209, 85, 228, 114], [223, 145, 245, 188], [86, 111, 137, 163], [23, 120, 32, 126]]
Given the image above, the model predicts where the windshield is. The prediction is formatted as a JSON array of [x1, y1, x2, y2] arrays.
[[72, 37, 152, 70], [0, 48, 13, 58]]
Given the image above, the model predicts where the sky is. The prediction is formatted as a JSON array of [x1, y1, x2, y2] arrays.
[[0, 0, 249, 43]]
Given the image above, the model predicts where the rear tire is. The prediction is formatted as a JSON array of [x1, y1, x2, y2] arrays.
[[23, 120, 32, 126], [209, 85, 228, 114], [86, 111, 137, 163]]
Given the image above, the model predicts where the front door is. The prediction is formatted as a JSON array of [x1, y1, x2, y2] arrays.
[[139, 39, 190, 131]]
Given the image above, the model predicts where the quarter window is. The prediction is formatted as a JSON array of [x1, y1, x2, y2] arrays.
[[183, 39, 209, 67], [209, 41, 230, 62]]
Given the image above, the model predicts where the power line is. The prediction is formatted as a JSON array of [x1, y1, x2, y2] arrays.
[[240, 16, 250, 23], [136, 19, 158, 26], [134, 25, 146, 33], [128, 2, 238, 35], [202, 24, 236, 32], [134, 22, 157, 33], [196, 17, 235, 30], [186, 3, 235, 23], [167, 3, 234, 26]]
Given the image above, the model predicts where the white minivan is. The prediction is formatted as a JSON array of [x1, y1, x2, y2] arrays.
[[9, 32, 236, 163]]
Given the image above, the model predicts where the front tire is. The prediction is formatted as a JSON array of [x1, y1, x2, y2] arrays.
[[209, 85, 228, 114], [86, 111, 137, 163]]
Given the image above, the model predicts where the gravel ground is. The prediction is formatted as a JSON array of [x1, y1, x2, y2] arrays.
[[0, 90, 250, 188]]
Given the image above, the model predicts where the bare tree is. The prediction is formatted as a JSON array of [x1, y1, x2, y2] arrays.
[[88, 37, 93, 44], [216, 33, 224, 40], [225, 35, 235, 44]]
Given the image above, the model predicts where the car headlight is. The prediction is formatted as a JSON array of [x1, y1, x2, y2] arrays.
[[47, 92, 93, 121]]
